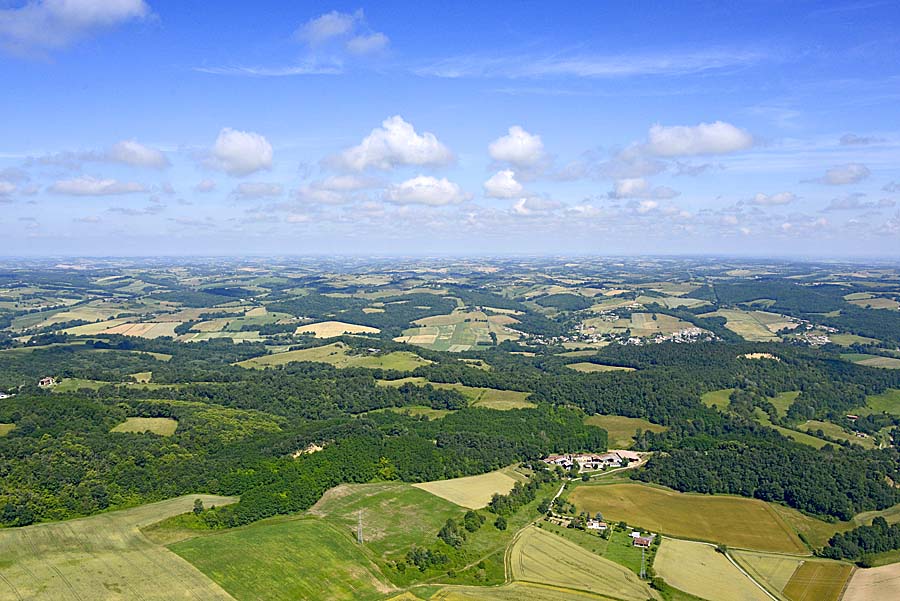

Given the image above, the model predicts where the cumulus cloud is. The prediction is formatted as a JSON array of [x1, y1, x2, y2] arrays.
[[49, 176, 146, 196], [823, 193, 895, 212], [818, 163, 870, 185], [233, 182, 283, 199], [347, 32, 389, 55], [608, 178, 678, 200], [295, 9, 363, 44], [483, 170, 523, 198], [647, 121, 753, 156], [194, 179, 217, 193], [207, 128, 273, 176], [108, 139, 169, 168], [0, 0, 149, 54], [488, 126, 545, 167], [511, 196, 560, 216], [335, 116, 453, 171], [751, 192, 796, 206], [634, 200, 659, 214], [385, 176, 468, 206]]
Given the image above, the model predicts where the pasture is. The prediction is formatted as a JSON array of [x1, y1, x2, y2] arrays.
[[848, 296, 900, 310], [111, 417, 179, 436], [654, 538, 771, 601], [583, 414, 667, 448], [412, 468, 520, 509], [566, 362, 635, 373], [237, 342, 429, 371], [801, 419, 875, 449], [769, 391, 800, 417], [865, 388, 900, 415], [635, 295, 710, 309], [702, 388, 734, 410], [294, 320, 380, 337], [842, 353, 900, 369], [0, 423, 14, 436], [0, 495, 237, 601], [782, 561, 852, 601], [843, 562, 900, 601], [508, 526, 657, 601], [567, 483, 808, 553], [377, 377, 535, 410], [172, 517, 392, 601]]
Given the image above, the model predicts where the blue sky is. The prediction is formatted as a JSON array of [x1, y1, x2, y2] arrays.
[[1, 0, 899, 257]]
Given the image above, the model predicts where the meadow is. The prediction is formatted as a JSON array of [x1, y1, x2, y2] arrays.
[[0, 423, 14, 436], [842, 353, 900, 369], [583, 414, 667, 448], [801, 419, 875, 449], [701, 388, 734, 410], [396, 310, 520, 352], [863, 388, 900, 414], [567, 482, 808, 553], [654, 538, 771, 601], [237, 342, 430, 371], [377, 377, 535, 410], [0, 495, 237, 601], [566, 362, 635, 373], [111, 417, 179, 436]]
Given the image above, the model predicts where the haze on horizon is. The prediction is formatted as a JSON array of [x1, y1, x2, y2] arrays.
[[1, 0, 899, 257]]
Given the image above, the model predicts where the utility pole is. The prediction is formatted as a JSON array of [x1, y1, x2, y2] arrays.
[[357, 510, 363, 544]]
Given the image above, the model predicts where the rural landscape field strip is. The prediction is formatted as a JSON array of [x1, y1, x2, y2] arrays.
[[781, 561, 852, 601], [412, 469, 520, 509]]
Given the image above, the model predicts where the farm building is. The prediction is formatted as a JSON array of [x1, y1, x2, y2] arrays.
[[634, 536, 653, 548], [586, 519, 607, 531], [38, 377, 56, 388], [543, 450, 640, 472]]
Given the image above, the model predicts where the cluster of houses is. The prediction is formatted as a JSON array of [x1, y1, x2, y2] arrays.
[[543, 450, 641, 472]]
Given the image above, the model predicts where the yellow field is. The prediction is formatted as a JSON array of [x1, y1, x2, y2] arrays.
[[0, 423, 14, 437], [566, 362, 636, 373], [509, 526, 658, 601], [295, 320, 380, 337], [237, 342, 429, 371], [782, 561, 852, 601], [843, 562, 900, 601], [132, 371, 153, 383], [655, 538, 771, 601], [101, 321, 182, 338], [430, 582, 622, 601], [583, 414, 667, 448], [111, 417, 179, 436], [62, 317, 132, 335], [0, 495, 237, 601], [413, 469, 519, 509], [568, 483, 808, 553]]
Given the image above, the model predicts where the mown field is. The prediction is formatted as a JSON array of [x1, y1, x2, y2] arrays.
[[583, 414, 667, 448], [568, 483, 808, 553], [295, 320, 380, 338], [842, 353, 900, 369], [111, 416, 179, 436], [566, 362, 636, 373], [654, 538, 770, 601], [732, 550, 852, 601], [0, 494, 237, 601], [237, 342, 430, 371], [412, 468, 521, 509]]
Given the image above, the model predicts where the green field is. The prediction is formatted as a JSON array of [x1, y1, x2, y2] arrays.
[[0, 494, 237, 601], [508, 526, 657, 601], [701, 388, 734, 410], [801, 419, 875, 448], [111, 417, 179, 436], [732, 550, 804, 596], [378, 378, 535, 410], [865, 388, 900, 414], [769, 391, 801, 417], [583, 414, 667, 448], [566, 362, 636, 373], [654, 538, 770, 601], [237, 342, 430, 371], [0, 423, 14, 436], [172, 517, 393, 601], [568, 483, 808, 553], [699, 308, 790, 341], [842, 353, 900, 369]]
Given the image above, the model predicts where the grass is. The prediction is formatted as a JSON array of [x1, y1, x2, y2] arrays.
[[567, 482, 808, 553], [294, 320, 380, 337], [377, 378, 535, 410], [583, 414, 667, 448], [699, 308, 787, 341], [865, 389, 900, 415], [0, 423, 14, 436], [172, 517, 393, 601], [566, 362, 636, 373], [829, 333, 879, 346], [783, 561, 853, 601], [701, 388, 734, 410], [731, 550, 804, 596], [654, 538, 771, 601], [0, 494, 237, 601], [801, 419, 875, 449], [842, 353, 900, 369], [769, 391, 801, 417], [53, 377, 182, 393], [237, 342, 429, 371], [508, 525, 657, 601], [843, 562, 900, 601], [110, 417, 178, 436], [412, 469, 520, 509]]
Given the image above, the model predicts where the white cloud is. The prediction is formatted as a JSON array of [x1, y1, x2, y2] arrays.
[[49, 176, 146, 196], [0, 181, 15, 196], [108, 139, 168, 168], [194, 179, 217, 193], [483, 170, 523, 198], [233, 182, 283, 199], [647, 121, 753, 156], [336, 115, 453, 171], [385, 176, 468, 206], [0, 0, 149, 53], [207, 128, 273, 176], [608, 178, 678, 199], [314, 174, 378, 191], [347, 32, 389, 55], [488, 126, 544, 167], [511, 196, 560, 216], [823, 193, 894, 211], [295, 9, 362, 44], [819, 163, 870, 185], [635, 200, 659, 214], [752, 192, 796, 206]]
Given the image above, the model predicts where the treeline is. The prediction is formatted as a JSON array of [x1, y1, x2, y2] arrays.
[[821, 517, 900, 561]]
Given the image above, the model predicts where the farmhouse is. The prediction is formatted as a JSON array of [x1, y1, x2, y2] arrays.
[[634, 536, 653, 548], [38, 377, 56, 388], [586, 519, 607, 531]]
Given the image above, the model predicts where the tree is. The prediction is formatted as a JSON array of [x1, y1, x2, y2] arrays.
[[494, 516, 507, 531], [193, 498, 204, 515]]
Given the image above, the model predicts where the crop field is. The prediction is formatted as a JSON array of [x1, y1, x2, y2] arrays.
[[294, 320, 380, 337], [413, 469, 520, 509], [237, 342, 429, 371], [801, 419, 875, 448], [0, 423, 14, 436], [377, 377, 535, 410], [654, 538, 770, 601], [581, 313, 699, 338], [842, 353, 900, 369], [309, 482, 463, 560], [101, 321, 182, 338], [699, 309, 796, 341], [63, 317, 132, 335], [843, 562, 900, 601], [732, 550, 804, 596], [583, 414, 667, 448], [568, 483, 808, 553], [396, 310, 520, 352], [172, 517, 393, 601], [566, 362, 635, 373], [111, 417, 179, 436], [429, 581, 626, 601], [702, 388, 734, 410], [0, 494, 237, 601], [509, 526, 657, 601], [782, 561, 852, 601]]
